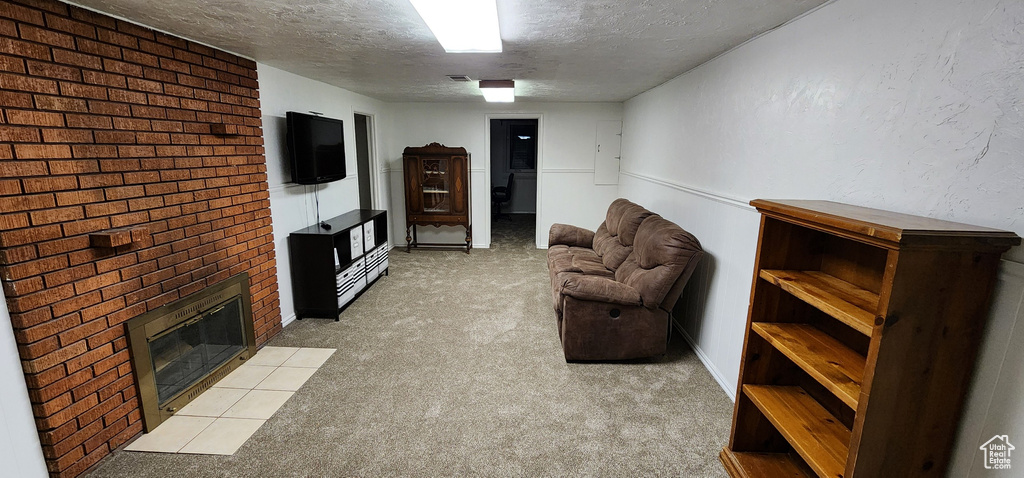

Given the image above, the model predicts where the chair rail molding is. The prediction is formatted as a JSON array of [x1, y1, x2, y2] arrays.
[[619, 170, 753, 211]]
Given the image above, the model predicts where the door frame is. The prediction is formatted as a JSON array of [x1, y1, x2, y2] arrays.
[[484, 113, 544, 248]]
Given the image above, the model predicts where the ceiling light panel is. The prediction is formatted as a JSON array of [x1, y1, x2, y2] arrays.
[[481, 88, 514, 102], [479, 79, 514, 102], [409, 0, 502, 53]]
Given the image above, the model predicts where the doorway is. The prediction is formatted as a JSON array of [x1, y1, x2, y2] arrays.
[[354, 113, 374, 210], [489, 118, 537, 248]]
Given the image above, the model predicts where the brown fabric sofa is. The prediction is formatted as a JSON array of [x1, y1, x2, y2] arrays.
[[547, 198, 703, 361]]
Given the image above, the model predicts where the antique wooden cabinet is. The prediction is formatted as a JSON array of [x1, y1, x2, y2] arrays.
[[402, 143, 472, 253], [720, 200, 1020, 478]]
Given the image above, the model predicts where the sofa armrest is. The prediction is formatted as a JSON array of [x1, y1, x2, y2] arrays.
[[560, 274, 642, 306], [549, 224, 595, 248]]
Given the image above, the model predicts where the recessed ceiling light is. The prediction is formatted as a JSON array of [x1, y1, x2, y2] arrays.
[[479, 79, 514, 102], [447, 75, 472, 82], [409, 0, 502, 53]]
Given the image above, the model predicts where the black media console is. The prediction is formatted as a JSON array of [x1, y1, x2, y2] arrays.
[[287, 209, 388, 320]]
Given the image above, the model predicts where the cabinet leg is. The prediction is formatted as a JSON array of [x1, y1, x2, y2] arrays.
[[465, 225, 472, 254], [405, 225, 412, 253]]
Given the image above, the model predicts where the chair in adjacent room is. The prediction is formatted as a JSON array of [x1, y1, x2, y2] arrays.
[[491, 173, 515, 219]]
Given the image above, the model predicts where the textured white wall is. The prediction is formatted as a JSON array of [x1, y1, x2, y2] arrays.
[[618, 0, 1024, 475], [386, 103, 622, 248], [258, 64, 392, 326], [0, 288, 48, 478]]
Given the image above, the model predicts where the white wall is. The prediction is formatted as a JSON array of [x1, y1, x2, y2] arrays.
[[618, 0, 1024, 475], [0, 288, 48, 478], [386, 102, 622, 248], [258, 64, 392, 326]]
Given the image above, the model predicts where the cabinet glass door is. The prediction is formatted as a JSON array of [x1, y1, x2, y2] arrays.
[[421, 158, 449, 212]]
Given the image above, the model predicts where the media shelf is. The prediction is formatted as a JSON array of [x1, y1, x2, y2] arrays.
[[721, 199, 1019, 478], [287, 209, 389, 320]]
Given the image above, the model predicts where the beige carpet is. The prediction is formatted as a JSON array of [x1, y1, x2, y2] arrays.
[[86, 214, 732, 477]]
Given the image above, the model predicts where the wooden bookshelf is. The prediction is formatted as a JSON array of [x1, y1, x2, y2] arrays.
[[721, 450, 815, 478], [751, 323, 864, 409], [744, 385, 851, 478], [758, 270, 877, 335], [721, 200, 1020, 478]]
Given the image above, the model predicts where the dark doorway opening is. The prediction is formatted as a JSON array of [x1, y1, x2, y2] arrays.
[[490, 118, 537, 248]]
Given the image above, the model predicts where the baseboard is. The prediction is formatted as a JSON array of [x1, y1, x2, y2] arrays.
[[677, 326, 737, 402], [281, 312, 297, 328]]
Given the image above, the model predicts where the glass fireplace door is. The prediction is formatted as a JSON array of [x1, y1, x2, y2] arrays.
[[148, 297, 245, 404]]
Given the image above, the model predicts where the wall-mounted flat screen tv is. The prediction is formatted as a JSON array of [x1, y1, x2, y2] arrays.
[[286, 111, 346, 184]]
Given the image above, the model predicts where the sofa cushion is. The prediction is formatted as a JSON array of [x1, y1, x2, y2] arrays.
[[548, 223, 595, 248], [593, 199, 655, 271], [592, 223, 629, 269], [560, 274, 642, 306], [547, 245, 610, 275], [615, 215, 703, 309], [552, 271, 583, 313], [551, 271, 567, 312], [549, 244, 614, 314], [606, 198, 654, 247], [547, 245, 579, 274], [571, 253, 614, 277]]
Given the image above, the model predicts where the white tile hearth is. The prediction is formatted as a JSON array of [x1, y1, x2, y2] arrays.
[[221, 390, 295, 420], [246, 346, 300, 366], [125, 416, 215, 453], [255, 366, 317, 391], [176, 387, 248, 417], [125, 347, 335, 455], [215, 364, 277, 389], [178, 418, 266, 455], [282, 347, 335, 368]]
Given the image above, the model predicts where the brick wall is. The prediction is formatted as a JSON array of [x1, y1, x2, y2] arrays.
[[0, 0, 282, 475]]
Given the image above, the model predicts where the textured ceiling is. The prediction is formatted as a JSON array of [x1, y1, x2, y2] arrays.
[[67, 0, 828, 102]]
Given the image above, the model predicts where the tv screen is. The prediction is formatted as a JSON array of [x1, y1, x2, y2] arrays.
[[286, 111, 346, 184]]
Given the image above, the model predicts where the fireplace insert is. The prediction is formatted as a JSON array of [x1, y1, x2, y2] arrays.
[[126, 272, 256, 431]]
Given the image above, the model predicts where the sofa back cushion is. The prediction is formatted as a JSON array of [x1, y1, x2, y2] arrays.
[[615, 215, 703, 309], [593, 198, 654, 270]]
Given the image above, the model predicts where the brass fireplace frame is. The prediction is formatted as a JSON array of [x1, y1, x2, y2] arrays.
[[126, 272, 257, 432]]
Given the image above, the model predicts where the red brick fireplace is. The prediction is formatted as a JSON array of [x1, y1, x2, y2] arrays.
[[0, 0, 282, 475]]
